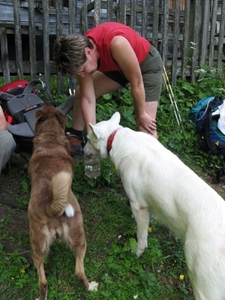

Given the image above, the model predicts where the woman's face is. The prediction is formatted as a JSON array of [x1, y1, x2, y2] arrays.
[[76, 47, 98, 77]]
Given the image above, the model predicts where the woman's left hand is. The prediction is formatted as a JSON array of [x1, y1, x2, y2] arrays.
[[136, 112, 157, 135]]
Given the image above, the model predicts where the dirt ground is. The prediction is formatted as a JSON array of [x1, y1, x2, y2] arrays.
[[0, 151, 31, 260]]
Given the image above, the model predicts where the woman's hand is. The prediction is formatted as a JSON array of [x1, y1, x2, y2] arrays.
[[136, 112, 157, 135]]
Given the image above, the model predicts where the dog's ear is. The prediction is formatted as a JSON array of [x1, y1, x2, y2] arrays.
[[55, 110, 67, 126], [110, 112, 120, 124], [89, 123, 102, 139], [35, 109, 44, 121]]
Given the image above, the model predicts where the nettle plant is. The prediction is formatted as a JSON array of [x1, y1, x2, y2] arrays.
[[96, 86, 136, 130]]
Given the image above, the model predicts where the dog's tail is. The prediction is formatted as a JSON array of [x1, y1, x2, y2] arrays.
[[46, 171, 75, 218]]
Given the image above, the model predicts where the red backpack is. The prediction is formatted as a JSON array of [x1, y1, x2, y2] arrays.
[[0, 80, 28, 124], [0, 79, 49, 152], [0, 79, 74, 153]]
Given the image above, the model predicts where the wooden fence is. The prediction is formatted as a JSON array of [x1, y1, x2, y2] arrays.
[[0, 0, 225, 90]]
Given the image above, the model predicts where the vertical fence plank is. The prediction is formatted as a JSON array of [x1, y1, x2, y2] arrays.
[[130, 0, 136, 30], [190, 0, 200, 83], [217, 0, 225, 76], [141, 0, 147, 37], [0, 28, 10, 83], [42, 0, 50, 88], [161, 0, 169, 67], [171, 0, 180, 85], [106, 0, 114, 21], [68, 0, 76, 33], [200, 0, 210, 66], [56, 0, 64, 93], [28, 0, 37, 79], [67, 0, 78, 93], [94, 0, 101, 26], [181, 0, 190, 79], [152, 0, 159, 48], [118, 0, 126, 24], [56, 0, 62, 37], [13, 0, 23, 79], [209, 0, 218, 67], [80, 0, 88, 33]]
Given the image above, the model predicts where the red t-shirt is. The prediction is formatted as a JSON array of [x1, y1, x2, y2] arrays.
[[85, 22, 151, 72]]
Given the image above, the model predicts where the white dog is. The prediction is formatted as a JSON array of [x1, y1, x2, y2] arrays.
[[84, 112, 225, 300]]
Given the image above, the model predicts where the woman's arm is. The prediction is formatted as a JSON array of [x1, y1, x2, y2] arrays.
[[78, 74, 96, 132], [110, 36, 156, 133]]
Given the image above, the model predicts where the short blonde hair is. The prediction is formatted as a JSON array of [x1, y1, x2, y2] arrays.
[[52, 34, 93, 76]]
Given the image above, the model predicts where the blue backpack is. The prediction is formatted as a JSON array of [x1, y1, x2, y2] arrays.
[[188, 95, 225, 155]]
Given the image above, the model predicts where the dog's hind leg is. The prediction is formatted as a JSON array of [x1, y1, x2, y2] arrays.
[[71, 241, 99, 291], [130, 203, 149, 257], [32, 250, 48, 300], [29, 226, 50, 300], [186, 254, 225, 300], [67, 215, 99, 292]]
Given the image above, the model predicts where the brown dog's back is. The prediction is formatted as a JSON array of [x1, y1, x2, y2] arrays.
[[28, 105, 75, 219]]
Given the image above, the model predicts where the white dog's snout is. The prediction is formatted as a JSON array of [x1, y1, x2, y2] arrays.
[[83, 142, 95, 156]]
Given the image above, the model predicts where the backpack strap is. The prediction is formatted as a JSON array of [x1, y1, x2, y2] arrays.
[[0, 91, 14, 101], [204, 96, 225, 154], [7, 122, 34, 137], [204, 108, 218, 153], [22, 79, 42, 94]]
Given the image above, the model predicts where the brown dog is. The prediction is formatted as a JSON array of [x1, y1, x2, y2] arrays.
[[28, 106, 98, 300]]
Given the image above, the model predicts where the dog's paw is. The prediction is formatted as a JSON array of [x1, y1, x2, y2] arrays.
[[136, 247, 146, 257], [88, 281, 99, 291], [65, 204, 75, 217]]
